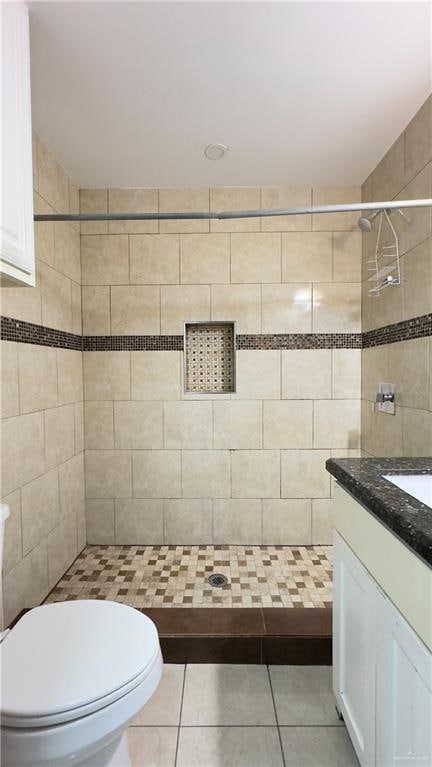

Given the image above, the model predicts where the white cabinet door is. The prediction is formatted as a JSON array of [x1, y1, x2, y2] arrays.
[[376, 588, 432, 767], [0, 1, 35, 285], [333, 532, 376, 767]]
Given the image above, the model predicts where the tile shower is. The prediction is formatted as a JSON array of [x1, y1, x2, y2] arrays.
[[1, 94, 431, 626]]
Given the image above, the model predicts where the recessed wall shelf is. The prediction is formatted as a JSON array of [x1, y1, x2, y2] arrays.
[[184, 321, 236, 394]]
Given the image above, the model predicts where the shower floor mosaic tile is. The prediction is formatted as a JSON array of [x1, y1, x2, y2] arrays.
[[45, 545, 333, 608]]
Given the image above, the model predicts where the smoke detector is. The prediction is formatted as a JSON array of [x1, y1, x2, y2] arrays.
[[204, 143, 229, 160]]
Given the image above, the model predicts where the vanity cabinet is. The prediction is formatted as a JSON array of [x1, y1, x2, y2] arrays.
[[334, 530, 432, 767], [0, 1, 35, 286]]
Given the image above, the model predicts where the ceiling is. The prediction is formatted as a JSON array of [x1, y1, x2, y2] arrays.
[[29, 1, 432, 189]]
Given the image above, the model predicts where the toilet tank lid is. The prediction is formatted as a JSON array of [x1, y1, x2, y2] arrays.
[[1, 601, 159, 721]]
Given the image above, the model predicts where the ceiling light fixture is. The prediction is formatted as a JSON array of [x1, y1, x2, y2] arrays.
[[204, 143, 229, 160]]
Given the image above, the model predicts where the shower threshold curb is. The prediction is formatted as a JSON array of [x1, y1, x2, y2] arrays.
[[139, 607, 332, 665]]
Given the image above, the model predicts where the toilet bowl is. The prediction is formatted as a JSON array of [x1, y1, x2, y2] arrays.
[[1, 599, 163, 767]]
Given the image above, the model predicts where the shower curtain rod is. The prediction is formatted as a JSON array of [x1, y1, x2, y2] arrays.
[[34, 198, 432, 222]]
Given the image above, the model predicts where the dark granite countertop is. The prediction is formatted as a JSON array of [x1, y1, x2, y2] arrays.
[[326, 458, 432, 567]]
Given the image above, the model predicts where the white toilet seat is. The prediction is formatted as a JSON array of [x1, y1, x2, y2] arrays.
[[1, 600, 163, 767]]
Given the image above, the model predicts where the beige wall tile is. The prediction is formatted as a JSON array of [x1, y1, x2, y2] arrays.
[[37, 139, 69, 213], [402, 408, 432, 456], [83, 351, 130, 400], [210, 188, 260, 232], [85, 450, 132, 498], [332, 232, 362, 282], [76, 499, 86, 552], [362, 270, 403, 333], [387, 338, 430, 410], [231, 233, 281, 283], [71, 281, 82, 335], [54, 222, 81, 283], [34, 211, 55, 269], [84, 401, 114, 449], [182, 450, 230, 498], [32, 133, 39, 191], [282, 350, 331, 399], [313, 400, 361, 449], [47, 511, 77, 588], [82, 286, 111, 334], [45, 404, 75, 470], [180, 234, 230, 284], [1, 412, 45, 496], [130, 234, 179, 284], [262, 499, 311, 545], [312, 187, 361, 231], [1, 342, 19, 418], [57, 349, 83, 405], [332, 350, 361, 399], [18, 344, 57, 414], [111, 286, 160, 335], [115, 499, 163, 544], [131, 351, 180, 400], [86, 499, 115, 544], [213, 499, 262, 544], [159, 189, 209, 234], [163, 499, 212, 544], [213, 401, 262, 449], [261, 187, 312, 231], [262, 284, 312, 333], [81, 234, 129, 285], [404, 95, 432, 183], [311, 499, 333, 544], [313, 283, 361, 332], [282, 233, 332, 282], [281, 450, 330, 498], [395, 163, 432, 256], [235, 350, 280, 399], [80, 189, 108, 235], [231, 450, 280, 498], [402, 238, 432, 320], [211, 284, 261, 334], [74, 403, 84, 454], [164, 401, 213, 449], [3, 542, 48, 627], [263, 400, 312, 449], [114, 401, 163, 449], [1, 489, 22, 575], [108, 188, 158, 234], [361, 403, 404, 458], [0, 267, 42, 325], [161, 285, 210, 334], [21, 468, 59, 555], [370, 135, 406, 201], [132, 451, 181, 498], [40, 261, 72, 332]]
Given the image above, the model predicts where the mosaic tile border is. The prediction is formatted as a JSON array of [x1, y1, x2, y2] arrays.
[[2, 313, 431, 351], [362, 313, 432, 348], [0, 316, 82, 350]]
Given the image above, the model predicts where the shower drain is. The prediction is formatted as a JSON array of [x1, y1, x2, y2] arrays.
[[208, 573, 228, 588]]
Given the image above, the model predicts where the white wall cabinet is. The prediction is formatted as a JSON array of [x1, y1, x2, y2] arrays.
[[0, 1, 35, 286], [333, 531, 432, 767]]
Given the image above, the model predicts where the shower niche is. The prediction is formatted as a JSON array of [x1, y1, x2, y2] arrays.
[[184, 321, 236, 394]]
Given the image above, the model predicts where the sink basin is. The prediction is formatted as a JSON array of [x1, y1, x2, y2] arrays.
[[383, 474, 432, 508]]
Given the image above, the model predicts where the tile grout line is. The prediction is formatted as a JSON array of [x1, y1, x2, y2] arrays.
[[173, 664, 187, 767], [267, 664, 286, 767]]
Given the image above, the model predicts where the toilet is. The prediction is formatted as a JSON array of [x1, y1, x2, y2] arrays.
[[0, 511, 163, 767]]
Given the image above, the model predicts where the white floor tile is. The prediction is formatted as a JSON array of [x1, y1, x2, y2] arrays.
[[133, 664, 185, 726], [127, 726, 178, 767], [181, 664, 276, 726], [269, 666, 342, 725], [177, 726, 284, 767], [280, 726, 360, 766]]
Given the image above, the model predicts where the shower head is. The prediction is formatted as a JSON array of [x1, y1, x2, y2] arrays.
[[358, 216, 373, 232], [358, 209, 382, 232]]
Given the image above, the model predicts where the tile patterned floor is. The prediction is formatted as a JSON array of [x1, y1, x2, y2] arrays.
[[45, 545, 333, 609], [125, 664, 360, 766]]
